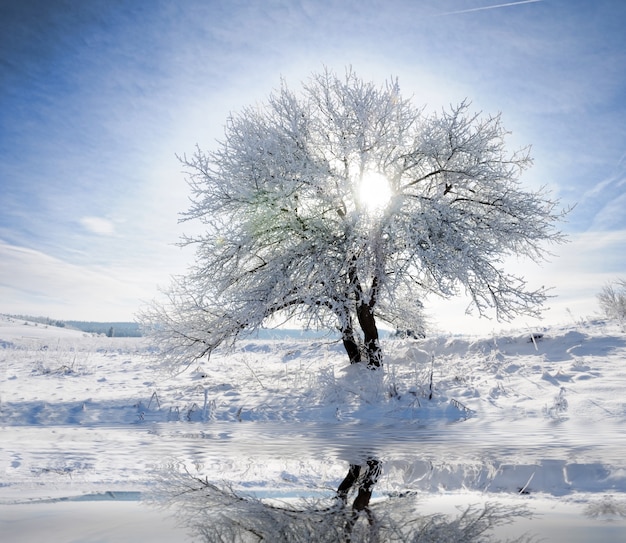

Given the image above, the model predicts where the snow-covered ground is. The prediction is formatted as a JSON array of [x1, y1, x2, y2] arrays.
[[1, 314, 626, 542]]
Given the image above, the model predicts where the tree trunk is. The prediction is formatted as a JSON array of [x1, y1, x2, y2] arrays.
[[337, 458, 382, 542], [342, 333, 362, 364], [346, 257, 382, 369], [357, 302, 382, 368], [340, 309, 362, 364]]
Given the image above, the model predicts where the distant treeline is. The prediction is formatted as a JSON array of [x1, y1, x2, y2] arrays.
[[6, 315, 142, 337], [65, 321, 142, 337]]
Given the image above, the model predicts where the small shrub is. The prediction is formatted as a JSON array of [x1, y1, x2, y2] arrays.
[[597, 279, 626, 326], [543, 387, 568, 420]]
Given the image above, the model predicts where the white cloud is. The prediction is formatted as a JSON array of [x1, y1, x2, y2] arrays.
[[0, 240, 165, 321], [79, 216, 116, 236]]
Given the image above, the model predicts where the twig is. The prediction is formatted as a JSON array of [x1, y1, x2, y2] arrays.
[[148, 391, 161, 409], [519, 472, 534, 495], [428, 355, 434, 400], [242, 359, 265, 389]]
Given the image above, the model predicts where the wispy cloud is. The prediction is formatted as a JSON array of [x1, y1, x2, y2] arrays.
[[79, 216, 116, 236], [436, 0, 543, 16], [0, 240, 161, 320]]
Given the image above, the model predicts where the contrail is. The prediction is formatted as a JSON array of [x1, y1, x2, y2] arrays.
[[436, 0, 543, 16]]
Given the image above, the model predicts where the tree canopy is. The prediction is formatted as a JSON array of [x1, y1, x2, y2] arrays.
[[141, 69, 565, 368]]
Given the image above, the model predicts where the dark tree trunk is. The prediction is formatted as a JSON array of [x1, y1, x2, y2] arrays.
[[340, 310, 362, 364], [336, 464, 361, 503], [342, 333, 362, 364], [336, 458, 382, 541], [346, 257, 383, 369], [356, 302, 381, 368]]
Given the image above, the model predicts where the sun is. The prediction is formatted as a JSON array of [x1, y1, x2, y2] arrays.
[[358, 171, 392, 213]]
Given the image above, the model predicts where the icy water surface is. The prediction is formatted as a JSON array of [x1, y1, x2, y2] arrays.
[[3, 420, 626, 542], [3, 419, 626, 493]]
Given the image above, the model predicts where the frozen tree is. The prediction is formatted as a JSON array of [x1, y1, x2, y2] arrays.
[[141, 69, 564, 368], [597, 278, 626, 327]]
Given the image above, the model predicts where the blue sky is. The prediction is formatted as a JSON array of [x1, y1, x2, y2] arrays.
[[1, 0, 625, 333]]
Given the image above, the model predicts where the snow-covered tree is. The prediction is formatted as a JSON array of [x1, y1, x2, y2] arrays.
[[141, 69, 565, 368], [597, 278, 626, 327]]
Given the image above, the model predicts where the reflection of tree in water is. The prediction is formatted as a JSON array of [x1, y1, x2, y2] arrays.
[[584, 495, 626, 520], [152, 461, 533, 542], [337, 458, 382, 539]]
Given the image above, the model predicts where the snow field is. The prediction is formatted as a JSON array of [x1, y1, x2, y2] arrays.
[[2, 314, 626, 541]]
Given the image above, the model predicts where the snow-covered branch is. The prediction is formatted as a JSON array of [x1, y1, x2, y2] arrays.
[[141, 68, 566, 368]]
